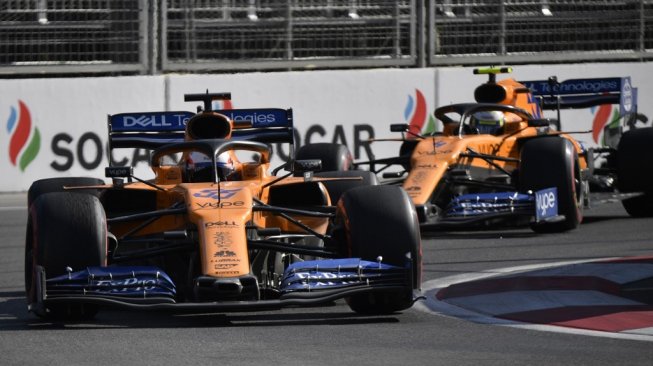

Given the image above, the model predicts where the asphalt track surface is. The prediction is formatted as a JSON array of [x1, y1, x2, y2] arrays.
[[1, 192, 653, 366]]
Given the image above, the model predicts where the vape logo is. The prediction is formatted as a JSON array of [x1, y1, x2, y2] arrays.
[[7, 100, 40, 172], [535, 188, 558, 221]]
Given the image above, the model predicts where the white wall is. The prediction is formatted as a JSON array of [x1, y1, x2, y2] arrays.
[[166, 68, 436, 165], [1, 76, 166, 191], [1, 63, 651, 192]]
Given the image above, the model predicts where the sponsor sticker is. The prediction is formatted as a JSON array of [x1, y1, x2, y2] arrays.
[[111, 112, 193, 131], [219, 109, 288, 127], [193, 188, 240, 200], [205, 221, 238, 228], [196, 201, 245, 209], [214, 250, 237, 257], [213, 232, 233, 248], [535, 187, 558, 222], [214, 263, 239, 270], [621, 77, 633, 113]]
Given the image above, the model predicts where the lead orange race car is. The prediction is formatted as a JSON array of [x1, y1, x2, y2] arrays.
[[25, 92, 422, 319]]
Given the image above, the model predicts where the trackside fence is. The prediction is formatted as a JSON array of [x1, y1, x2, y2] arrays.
[[1, 0, 652, 76]]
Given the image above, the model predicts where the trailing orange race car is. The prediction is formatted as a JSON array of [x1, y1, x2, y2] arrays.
[[25, 92, 422, 320], [350, 67, 653, 232]]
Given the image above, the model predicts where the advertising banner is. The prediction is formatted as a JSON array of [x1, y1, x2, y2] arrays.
[[165, 68, 437, 168], [1, 63, 652, 192], [1, 76, 166, 191]]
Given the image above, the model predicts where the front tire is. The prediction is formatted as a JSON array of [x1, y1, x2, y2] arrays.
[[28, 177, 104, 208], [519, 137, 583, 232], [25, 192, 107, 319], [332, 185, 421, 314], [315, 170, 378, 204]]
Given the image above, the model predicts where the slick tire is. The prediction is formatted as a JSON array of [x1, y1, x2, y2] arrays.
[[295, 143, 353, 172], [332, 185, 421, 314], [28, 177, 105, 208], [25, 192, 107, 320], [315, 170, 378, 205], [519, 137, 583, 233], [617, 127, 653, 217], [622, 195, 653, 217]]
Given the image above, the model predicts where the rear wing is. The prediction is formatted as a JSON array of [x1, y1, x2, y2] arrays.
[[108, 108, 294, 151], [520, 77, 637, 116]]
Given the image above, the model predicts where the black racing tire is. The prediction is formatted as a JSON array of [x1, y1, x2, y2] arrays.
[[622, 195, 653, 217], [315, 170, 378, 205], [519, 137, 583, 233], [28, 177, 105, 208], [25, 192, 107, 319], [332, 185, 421, 314], [617, 128, 653, 217], [295, 143, 353, 172]]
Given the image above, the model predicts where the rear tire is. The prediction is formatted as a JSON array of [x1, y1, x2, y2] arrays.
[[622, 195, 653, 217], [519, 137, 583, 232], [332, 185, 421, 314], [617, 128, 653, 217], [25, 192, 107, 319], [295, 143, 353, 172]]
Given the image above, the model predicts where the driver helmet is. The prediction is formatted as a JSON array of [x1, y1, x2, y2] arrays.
[[186, 151, 236, 181], [471, 111, 505, 135]]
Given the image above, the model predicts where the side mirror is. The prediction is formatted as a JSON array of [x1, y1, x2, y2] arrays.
[[390, 123, 409, 133], [382, 171, 405, 179], [105, 166, 133, 187], [106, 166, 133, 178], [528, 118, 557, 128]]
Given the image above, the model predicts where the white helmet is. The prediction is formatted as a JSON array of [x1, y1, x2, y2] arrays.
[[471, 111, 505, 135], [186, 151, 235, 181]]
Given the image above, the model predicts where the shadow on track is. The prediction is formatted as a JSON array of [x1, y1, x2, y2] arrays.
[[0, 293, 400, 331]]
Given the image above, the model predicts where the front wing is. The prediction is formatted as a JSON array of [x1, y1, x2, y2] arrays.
[[30, 258, 415, 314], [418, 189, 565, 228]]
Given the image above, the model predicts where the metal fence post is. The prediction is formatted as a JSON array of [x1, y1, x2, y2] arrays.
[[640, 0, 645, 55], [286, 2, 294, 61], [139, 0, 149, 75], [160, 0, 169, 72], [416, 0, 425, 67], [499, 0, 506, 56], [147, 0, 159, 75]]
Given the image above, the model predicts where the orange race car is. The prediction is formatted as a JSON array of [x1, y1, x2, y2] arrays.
[[25, 92, 422, 320], [353, 67, 653, 232]]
